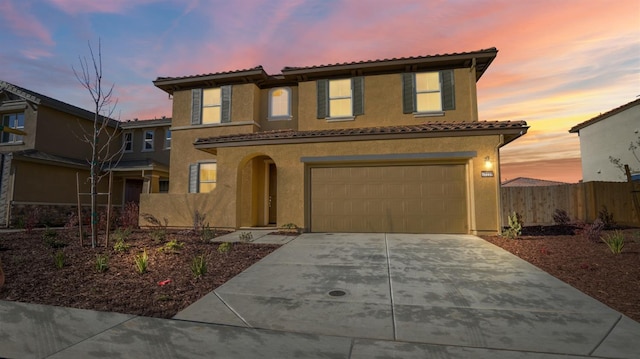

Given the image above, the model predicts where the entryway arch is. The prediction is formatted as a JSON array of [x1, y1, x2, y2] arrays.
[[237, 154, 277, 228]]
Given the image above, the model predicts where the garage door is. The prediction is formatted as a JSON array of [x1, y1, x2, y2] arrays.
[[310, 165, 467, 233]]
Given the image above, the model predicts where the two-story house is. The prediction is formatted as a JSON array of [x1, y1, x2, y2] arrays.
[[141, 48, 528, 235], [0, 80, 170, 227], [569, 98, 640, 182], [115, 118, 171, 204]]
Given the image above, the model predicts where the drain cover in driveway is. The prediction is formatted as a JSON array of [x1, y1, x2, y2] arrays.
[[328, 290, 346, 297]]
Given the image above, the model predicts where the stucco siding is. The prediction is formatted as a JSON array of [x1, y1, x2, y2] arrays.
[[297, 69, 477, 132], [142, 134, 503, 234], [579, 105, 640, 182]]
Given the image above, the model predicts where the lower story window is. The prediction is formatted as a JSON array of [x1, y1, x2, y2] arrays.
[[189, 162, 216, 193], [159, 179, 169, 193]]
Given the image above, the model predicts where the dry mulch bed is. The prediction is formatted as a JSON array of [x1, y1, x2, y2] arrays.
[[0, 228, 279, 318], [482, 226, 640, 322], [1, 226, 638, 323]]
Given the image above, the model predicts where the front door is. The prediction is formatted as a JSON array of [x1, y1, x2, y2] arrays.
[[268, 163, 277, 224], [124, 179, 144, 205]]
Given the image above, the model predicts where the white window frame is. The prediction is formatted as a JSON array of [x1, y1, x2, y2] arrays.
[[123, 131, 133, 152], [328, 79, 353, 119], [1, 112, 25, 144], [202, 88, 222, 124], [414, 72, 443, 114], [268, 87, 292, 121], [164, 129, 171, 150], [142, 130, 154, 152]]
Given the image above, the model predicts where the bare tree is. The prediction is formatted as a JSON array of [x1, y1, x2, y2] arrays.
[[609, 135, 640, 179], [73, 39, 123, 248]]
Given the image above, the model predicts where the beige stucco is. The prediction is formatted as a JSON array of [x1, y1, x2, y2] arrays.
[[142, 52, 520, 235], [142, 134, 504, 234]]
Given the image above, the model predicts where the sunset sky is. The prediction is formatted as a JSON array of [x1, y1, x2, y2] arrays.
[[1, 0, 638, 183]]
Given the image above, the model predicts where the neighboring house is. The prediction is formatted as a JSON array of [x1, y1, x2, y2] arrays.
[[569, 98, 640, 182], [115, 118, 171, 204], [141, 48, 528, 235], [0, 80, 170, 227], [502, 177, 567, 187]]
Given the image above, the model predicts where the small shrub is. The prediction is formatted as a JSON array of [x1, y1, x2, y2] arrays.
[[582, 219, 604, 243], [201, 224, 216, 242], [53, 250, 65, 269], [191, 255, 207, 278], [239, 231, 253, 242], [598, 206, 616, 229], [552, 209, 571, 226], [43, 227, 66, 248], [95, 254, 109, 272], [25, 208, 40, 234], [602, 230, 625, 254], [281, 223, 299, 234], [193, 210, 206, 233], [141, 213, 168, 242], [111, 228, 132, 242], [120, 202, 139, 229], [150, 229, 167, 242], [158, 239, 183, 254], [113, 238, 130, 252], [217, 242, 232, 254], [134, 250, 149, 274], [504, 212, 523, 239]]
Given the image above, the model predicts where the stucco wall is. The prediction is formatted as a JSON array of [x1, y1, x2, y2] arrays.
[[141, 134, 504, 234], [578, 105, 640, 182], [296, 68, 477, 131]]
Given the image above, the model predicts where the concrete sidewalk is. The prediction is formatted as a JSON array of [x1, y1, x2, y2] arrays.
[[1, 233, 639, 358]]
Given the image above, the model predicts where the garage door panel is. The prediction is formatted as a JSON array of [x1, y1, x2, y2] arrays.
[[311, 165, 467, 234]]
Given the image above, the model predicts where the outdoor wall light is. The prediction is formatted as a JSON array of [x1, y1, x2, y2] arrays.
[[484, 156, 493, 169]]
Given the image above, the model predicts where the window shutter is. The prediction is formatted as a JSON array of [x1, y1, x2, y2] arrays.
[[352, 77, 364, 116], [440, 70, 455, 111], [316, 79, 328, 119], [402, 73, 415, 114], [191, 89, 202, 125], [221, 85, 232, 123], [189, 164, 199, 193]]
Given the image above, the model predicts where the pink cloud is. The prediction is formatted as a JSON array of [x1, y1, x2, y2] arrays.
[[44, 0, 158, 14], [0, 1, 54, 47]]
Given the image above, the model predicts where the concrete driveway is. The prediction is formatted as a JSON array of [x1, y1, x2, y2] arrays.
[[1, 232, 639, 358], [176, 232, 640, 358]]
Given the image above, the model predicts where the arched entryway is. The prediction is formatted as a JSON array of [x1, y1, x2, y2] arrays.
[[237, 154, 277, 227]]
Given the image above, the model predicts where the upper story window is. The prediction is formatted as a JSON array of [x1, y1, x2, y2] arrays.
[[316, 77, 364, 120], [1, 112, 24, 144], [143, 130, 154, 151], [191, 86, 232, 125], [164, 129, 171, 149], [123, 132, 133, 152], [268, 87, 291, 120], [189, 162, 217, 193], [402, 70, 455, 116]]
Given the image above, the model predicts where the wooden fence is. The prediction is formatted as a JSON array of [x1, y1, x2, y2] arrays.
[[501, 181, 640, 227]]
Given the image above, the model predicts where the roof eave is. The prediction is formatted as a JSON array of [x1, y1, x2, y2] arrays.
[[281, 48, 498, 81], [193, 125, 528, 152], [153, 68, 269, 94]]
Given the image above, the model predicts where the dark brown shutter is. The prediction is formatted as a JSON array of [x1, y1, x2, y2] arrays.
[[352, 77, 364, 116], [316, 79, 328, 119], [441, 70, 455, 111], [402, 73, 414, 114]]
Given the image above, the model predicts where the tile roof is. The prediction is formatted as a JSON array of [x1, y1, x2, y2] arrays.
[[194, 120, 528, 147], [153, 48, 498, 94], [569, 98, 640, 133], [281, 48, 497, 73], [13, 150, 88, 168], [154, 66, 266, 84]]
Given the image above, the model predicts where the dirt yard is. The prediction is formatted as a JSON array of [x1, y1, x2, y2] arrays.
[[0, 228, 279, 318]]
